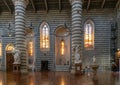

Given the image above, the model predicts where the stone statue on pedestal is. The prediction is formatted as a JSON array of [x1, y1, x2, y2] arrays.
[[12, 47, 21, 64], [74, 45, 82, 64], [92, 56, 96, 64]]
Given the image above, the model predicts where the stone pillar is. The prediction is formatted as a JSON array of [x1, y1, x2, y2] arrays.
[[70, 0, 83, 74], [12, 0, 29, 73], [117, 5, 120, 77], [117, 6, 120, 49]]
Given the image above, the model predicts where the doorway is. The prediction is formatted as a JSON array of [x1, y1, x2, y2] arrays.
[[6, 53, 14, 71], [41, 60, 48, 71], [5, 43, 14, 72]]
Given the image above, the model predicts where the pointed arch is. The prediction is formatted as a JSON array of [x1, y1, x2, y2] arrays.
[[55, 25, 70, 66], [40, 21, 50, 52], [84, 19, 95, 50], [5, 43, 14, 52]]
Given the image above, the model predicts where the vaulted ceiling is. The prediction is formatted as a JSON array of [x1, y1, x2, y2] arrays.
[[0, 0, 119, 13]]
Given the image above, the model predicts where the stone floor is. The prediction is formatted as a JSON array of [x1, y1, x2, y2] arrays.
[[0, 71, 119, 85]]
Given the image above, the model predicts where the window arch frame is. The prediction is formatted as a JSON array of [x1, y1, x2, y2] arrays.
[[40, 21, 50, 52], [84, 19, 95, 50]]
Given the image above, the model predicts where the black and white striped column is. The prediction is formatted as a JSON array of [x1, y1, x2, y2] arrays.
[[70, 0, 82, 73], [117, 6, 120, 50], [12, 0, 29, 73]]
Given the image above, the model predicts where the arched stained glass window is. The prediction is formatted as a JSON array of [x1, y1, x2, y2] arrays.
[[84, 19, 94, 49], [40, 22, 50, 51]]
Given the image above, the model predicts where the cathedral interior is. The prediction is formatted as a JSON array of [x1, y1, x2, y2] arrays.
[[0, 0, 120, 85]]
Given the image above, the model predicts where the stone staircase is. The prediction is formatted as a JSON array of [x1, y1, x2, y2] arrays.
[[97, 55, 111, 71], [55, 65, 70, 71]]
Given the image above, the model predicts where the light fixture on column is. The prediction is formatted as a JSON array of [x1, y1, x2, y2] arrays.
[[26, 22, 34, 35], [64, 22, 71, 36]]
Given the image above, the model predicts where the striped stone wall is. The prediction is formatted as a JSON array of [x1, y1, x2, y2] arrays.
[[26, 10, 71, 71], [82, 9, 115, 70], [0, 8, 116, 71]]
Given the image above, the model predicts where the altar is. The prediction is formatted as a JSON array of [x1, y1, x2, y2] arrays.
[[75, 63, 82, 75], [91, 64, 99, 76]]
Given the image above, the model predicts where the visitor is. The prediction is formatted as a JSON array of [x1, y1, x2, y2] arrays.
[[112, 62, 118, 76], [85, 65, 91, 77]]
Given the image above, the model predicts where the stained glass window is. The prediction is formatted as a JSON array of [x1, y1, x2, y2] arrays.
[[84, 20, 94, 49], [40, 22, 50, 51]]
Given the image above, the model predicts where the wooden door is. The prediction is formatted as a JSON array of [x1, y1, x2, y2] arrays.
[[6, 53, 14, 71]]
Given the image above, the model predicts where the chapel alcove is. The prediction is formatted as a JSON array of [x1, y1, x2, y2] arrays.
[[55, 26, 70, 71]]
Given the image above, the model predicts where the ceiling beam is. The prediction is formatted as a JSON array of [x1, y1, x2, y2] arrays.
[[30, 0, 36, 12], [87, 0, 90, 10], [115, 0, 120, 9], [101, 0, 106, 8], [59, 0, 61, 12], [44, 0, 48, 12], [2, 0, 12, 13]]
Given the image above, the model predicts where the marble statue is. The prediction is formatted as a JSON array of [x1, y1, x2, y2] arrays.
[[92, 56, 96, 64], [13, 47, 21, 64], [74, 45, 82, 64]]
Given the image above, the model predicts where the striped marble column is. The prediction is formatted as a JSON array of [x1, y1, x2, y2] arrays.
[[70, 0, 82, 74], [117, 5, 120, 50], [12, 0, 29, 73]]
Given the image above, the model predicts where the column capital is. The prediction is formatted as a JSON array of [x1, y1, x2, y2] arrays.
[[12, 0, 29, 6], [69, 0, 83, 5]]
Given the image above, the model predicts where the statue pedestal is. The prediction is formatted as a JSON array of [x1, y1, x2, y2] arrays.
[[75, 63, 82, 75], [91, 64, 99, 76], [13, 64, 20, 72]]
